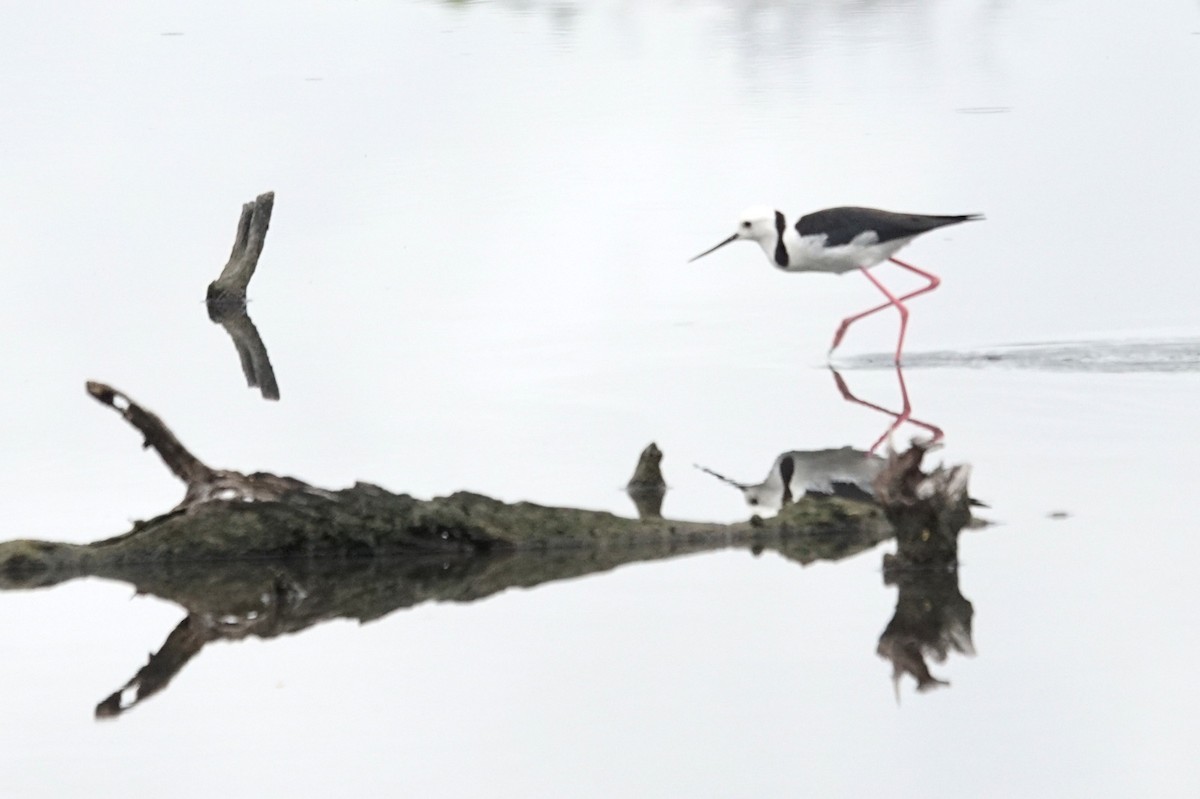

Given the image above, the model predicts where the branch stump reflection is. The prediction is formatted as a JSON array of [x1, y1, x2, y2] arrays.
[[872, 439, 977, 693], [877, 567, 974, 694], [207, 302, 279, 400]]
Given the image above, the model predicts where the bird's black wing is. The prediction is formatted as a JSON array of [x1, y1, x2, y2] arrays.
[[795, 207, 981, 246], [805, 481, 877, 503]]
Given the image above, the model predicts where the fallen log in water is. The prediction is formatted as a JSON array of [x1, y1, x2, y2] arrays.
[[0, 382, 974, 584]]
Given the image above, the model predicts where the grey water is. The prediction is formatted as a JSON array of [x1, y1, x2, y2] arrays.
[[2, 1, 1200, 797], [842, 336, 1200, 372]]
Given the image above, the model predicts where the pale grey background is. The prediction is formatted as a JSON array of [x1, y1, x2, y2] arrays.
[[1, 1, 1198, 797]]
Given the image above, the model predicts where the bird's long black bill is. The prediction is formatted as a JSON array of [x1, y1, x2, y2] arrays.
[[694, 463, 751, 490], [688, 234, 738, 263]]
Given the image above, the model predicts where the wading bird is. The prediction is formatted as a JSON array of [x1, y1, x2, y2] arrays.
[[689, 206, 982, 364]]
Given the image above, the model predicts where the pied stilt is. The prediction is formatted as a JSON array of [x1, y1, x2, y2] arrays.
[[689, 206, 982, 364]]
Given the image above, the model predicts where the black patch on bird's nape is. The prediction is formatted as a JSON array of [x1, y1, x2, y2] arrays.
[[773, 211, 788, 267], [779, 455, 795, 505]]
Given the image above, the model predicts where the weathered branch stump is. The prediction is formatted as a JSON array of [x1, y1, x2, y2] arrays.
[[206, 191, 274, 307], [875, 440, 974, 571], [626, 442, 667, 519]]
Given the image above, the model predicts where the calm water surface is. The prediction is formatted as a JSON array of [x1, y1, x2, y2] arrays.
[[2, 1, 1199, 797]]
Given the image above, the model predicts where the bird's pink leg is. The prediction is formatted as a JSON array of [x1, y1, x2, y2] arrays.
[[890, 256, 941, 285], [829, 257, 941, 359], [858, 268, 910, 365], [831, 367, 944, 455]]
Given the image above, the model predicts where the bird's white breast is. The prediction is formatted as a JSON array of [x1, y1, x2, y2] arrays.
[[774, 230, 916, 274]]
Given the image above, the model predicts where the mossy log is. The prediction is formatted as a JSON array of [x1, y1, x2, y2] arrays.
[[0, 383, 973, 584]]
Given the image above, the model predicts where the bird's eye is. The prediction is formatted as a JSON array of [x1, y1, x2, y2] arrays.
[[741, 221, 752, 229]]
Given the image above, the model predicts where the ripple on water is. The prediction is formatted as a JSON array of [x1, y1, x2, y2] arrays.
[[837, 337, 1200, 373]]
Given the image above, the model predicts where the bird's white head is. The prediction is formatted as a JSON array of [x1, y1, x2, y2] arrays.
[[741, 482, 785, 510], [689, 206, 780, 263]]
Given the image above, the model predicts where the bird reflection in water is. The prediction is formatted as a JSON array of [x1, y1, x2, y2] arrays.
[[696, 366, 945, 512], [832, 366, 942, 455], [697, 447, 882, 512]]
